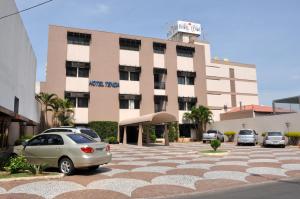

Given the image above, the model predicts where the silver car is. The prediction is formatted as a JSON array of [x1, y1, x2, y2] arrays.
[[14, 132, 112, 175], [263, 132, 286, 148], [203, 130, 224, 143], [41, 127, 101, 142], [237, 129, 258, 146]]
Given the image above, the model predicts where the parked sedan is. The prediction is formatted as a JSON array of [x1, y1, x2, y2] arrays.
[[263, 132, 286, 148], [203, 130, 224, 143], [237, 129, 258, 146], [13, 132, 112, 175]]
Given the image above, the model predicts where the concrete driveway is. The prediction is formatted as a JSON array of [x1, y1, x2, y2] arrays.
[[0, 143, 299, 199]]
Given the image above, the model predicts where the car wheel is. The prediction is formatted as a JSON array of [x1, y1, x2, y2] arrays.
[[59, 157, 74, 175], [88, 165, 99, 171]]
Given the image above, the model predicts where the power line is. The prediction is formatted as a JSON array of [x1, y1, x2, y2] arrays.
[[0, 0, 54, 21]]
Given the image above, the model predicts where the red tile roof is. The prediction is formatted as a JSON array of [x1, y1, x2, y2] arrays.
[[228, 105, 289, 113]]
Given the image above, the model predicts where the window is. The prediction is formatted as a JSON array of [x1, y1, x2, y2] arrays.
[[178, 76, 185, 84], [178, 97, 197, 111], [66, 61, 90, 78], [153, 42, 166, 54], [120, 99, 129, 109], [28, 135, 47, 146], [187, 101, 196, 110], [129, 100, 135, 109], [130, 72, 139, 81], [77, 97, 89, 108], [186, 77, 195, 85], [67, 32, 91, 45], [66, 67, 77, 77], [176, 46, 195, 57], [120, 71, 129, 80], [119, 38, 141, 51], [68, 97, 76, 107], [47, 134, 64, 145], [179, 101, 186, 111], [80, 129, 99, 139], [67, 134, 96, 144], [78, 68, 89, 77]]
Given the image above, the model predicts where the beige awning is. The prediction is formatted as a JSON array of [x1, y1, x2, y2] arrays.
[[119, 112, 177, 126]]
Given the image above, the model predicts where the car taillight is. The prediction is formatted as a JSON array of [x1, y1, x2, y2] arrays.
[[106, 145, 110, 152], [81, 146, 94, 153]]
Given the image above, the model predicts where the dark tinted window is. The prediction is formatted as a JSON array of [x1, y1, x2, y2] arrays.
[[239, 130, 253, 135], [66, 67, 77, 77], [80, 129, 99, 138], [67, 134, 96, 144], [67, 97, 76, 107], [78, 68, 89, 78], [179, 101, 186, 111], [77, 97, 88, 108], [28, 135, 47, 146], [130, 72, 139, 81], [268, 132, 282, 136], [207, 130, 217, 134], [44, 129, 73, 133], [67, 32, 91, 45], [134, 99, 140, 109], [47, 134, 64, 145], [178, 76, 185, 84], [186, 77, 195, 85], [120, 71, 129, 80], [187, 102, 196, 110], [120, 99, 129, 109]]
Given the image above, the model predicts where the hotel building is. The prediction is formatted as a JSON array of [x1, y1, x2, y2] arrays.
[[41, 22, 258, 139]]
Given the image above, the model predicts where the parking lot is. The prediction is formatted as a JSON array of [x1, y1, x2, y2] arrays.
[[0, 142, 299, 199]]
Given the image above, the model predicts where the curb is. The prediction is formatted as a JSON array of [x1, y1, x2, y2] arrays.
[[0, 173, 64, 182]]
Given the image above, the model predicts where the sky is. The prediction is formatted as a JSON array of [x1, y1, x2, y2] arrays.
[[13, 0, 300, 105]]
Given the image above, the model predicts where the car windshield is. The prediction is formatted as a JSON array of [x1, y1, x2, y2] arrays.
[[206, 130, 217, 134], [239, 130, 253, 135], [80, 129, 99, 138], [67, 134, 96, 144], [267, 132, 282, 136]]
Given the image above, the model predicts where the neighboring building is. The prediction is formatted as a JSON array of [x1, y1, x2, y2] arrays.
[[0, 0, 39, 151], [41, 21, 259, 140], [220, 105, 290, 121]]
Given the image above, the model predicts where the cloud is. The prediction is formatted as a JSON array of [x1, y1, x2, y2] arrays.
[[92, 3, 110, 15]]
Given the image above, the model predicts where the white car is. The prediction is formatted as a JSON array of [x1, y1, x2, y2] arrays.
[[203, 130, 224, 143], [263, 132, 286, 148], [41, 127, 101, 142], [237, 129, 258, 146]]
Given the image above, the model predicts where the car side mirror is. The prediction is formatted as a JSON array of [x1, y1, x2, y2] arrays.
[[22, 141, 28, 148]]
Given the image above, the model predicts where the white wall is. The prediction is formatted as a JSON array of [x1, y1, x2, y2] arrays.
[[154, 89, 166, 95], [65, 77, 89, 92], [154, 53, 165, 68], [120, 49, 139, 66], [206, 79, 231, 92], [235, 81, 258, 94], [179, 110, 190, 124], [210, 113, 300, 141], [207, 94, 232, 107], [0, 0, 39, 122], [74, 108, 88, 124], [236, 95, 259, 106], [178, 85, 195, 97], [119, 80, 140, 94], [234, 67, 257, 80], [206, 66, 229, 78], [119, 109, 140, 121], [177, 56, 194, 71], [67, 44, 90, 62]]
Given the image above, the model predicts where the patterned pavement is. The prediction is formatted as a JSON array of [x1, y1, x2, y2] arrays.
[[0, 143, 300, 199]]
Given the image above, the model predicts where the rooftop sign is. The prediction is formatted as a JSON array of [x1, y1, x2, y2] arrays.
[[167, 21, 201, 38]]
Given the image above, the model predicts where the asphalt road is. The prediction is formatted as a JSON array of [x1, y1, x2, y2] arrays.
[[165, 178, 300, 199]]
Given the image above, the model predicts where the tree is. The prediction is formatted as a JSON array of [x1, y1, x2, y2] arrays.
[[35, 93, 57, 129], [54, 98, 74, 126], [183, 105, 213, 140]]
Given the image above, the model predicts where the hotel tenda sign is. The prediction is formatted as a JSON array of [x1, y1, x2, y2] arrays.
[[89, 80, 119, 88], [167, 20, 201, 38]]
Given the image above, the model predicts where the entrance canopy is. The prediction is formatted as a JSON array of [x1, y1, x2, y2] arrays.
[[119, 112, 177, 126]]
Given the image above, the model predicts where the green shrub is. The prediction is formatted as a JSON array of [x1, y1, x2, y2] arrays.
[[150, 131, 156, 143], [224, 131, 236, 142], [14, 135, 33, 146], [88, 121, 118, 140], [261, 132, 267, 137], [27, 164, 48, 175], [168, 122, 179, 142], [107, 136, 119, 144], [211, 139, 221, 151], [285, 132, 300, 145], [5, 156, 30, 174]]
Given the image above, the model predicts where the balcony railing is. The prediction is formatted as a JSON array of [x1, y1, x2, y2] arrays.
[[154, 82, 166, 90]]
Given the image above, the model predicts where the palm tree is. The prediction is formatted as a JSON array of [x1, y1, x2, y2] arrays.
[[56, 98, 74, 126], [183, 105, 213, 140], [36, 93, 57, 129]]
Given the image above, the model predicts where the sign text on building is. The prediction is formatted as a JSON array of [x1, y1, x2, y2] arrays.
[[167, 21, 201, 38], [89, 80, 119, 88]]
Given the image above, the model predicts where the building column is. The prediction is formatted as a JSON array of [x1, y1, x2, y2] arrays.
[[164, 124, 169, 146], [117, 125, 120, 142], [123, 126, 127, 145], [138, 124, 143, 146]]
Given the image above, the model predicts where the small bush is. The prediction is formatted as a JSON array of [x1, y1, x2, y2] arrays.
[[211, 139, 221, 151], [5, 156, 30, 174], [285, 132, 300, 145], [14, 135, 33, 146], [150, 131, 156, 143], [224, 131, 236, 142], [168, 122, 179, 142], [107, 136, 119, 144], [88, 121, 118, 140], [28, 164, 48, 175], [261, 132, 267, 137]]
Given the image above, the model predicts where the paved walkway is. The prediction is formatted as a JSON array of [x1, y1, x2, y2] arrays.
[[0, 143, 299, 199]]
